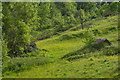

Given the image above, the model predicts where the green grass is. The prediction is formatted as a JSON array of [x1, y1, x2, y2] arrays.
[[4, 56, 118, 78], [3, 57, 52, 76], [36, 38, 86, 59], [0, 40, 2, 78], [3, 15, 119, 78]]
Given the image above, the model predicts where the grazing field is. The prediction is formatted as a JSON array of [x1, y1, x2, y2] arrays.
[[3, 15, 119, 78], [0, 40, 2, 78]]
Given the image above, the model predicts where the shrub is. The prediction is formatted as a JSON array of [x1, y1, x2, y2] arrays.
[[92, 29, 102, 35], [78, 33, 84, 38], [83, 30, 96, 44], [103, 47, 119, 56], [2, 37, 11, 64]]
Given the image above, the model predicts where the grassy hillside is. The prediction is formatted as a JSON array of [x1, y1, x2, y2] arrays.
[[3, 15, 119, 78], [0, 40, 1, 78]]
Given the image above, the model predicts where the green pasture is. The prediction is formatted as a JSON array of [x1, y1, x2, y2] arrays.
[[3, 15, 119, 78]]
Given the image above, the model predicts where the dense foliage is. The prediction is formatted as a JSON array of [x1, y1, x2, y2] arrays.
[[2, 2, 118, 59]]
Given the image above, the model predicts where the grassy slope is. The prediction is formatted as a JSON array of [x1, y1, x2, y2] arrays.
[[0, 40, 1, 78], [4, 15, 119, 78]]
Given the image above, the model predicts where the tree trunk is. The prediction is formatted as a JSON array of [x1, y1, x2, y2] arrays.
[[81, 20, 83, 29]]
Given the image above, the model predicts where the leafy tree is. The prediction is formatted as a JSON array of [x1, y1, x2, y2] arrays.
[[38, 2, 51, 30], [55, 2, 77, 24], [2, 2, 39, 57], [50, 2, 64, 27], [109, 2, 118, 15], [85, 11, 91, 21], [80, 9, 86, 29], [75, 9, 86, 29], [87, 2, 97, 19], [100, 3, 111, 17]]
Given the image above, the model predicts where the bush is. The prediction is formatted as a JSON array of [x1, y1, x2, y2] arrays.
[[83, 30, 96, 44], [92, 29, 102, 35], [2, 37, 11, 64], [103, 47, 119, 56]]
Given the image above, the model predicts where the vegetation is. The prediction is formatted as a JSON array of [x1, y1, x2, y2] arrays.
[[1, 2, 119, 78]]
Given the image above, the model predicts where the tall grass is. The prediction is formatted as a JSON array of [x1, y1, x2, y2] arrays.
[[3, 57, 52, 76]]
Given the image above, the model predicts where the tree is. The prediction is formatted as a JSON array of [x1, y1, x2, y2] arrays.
[[109, 2, 118, 15], [80, 9, 86, 29], [38, 2, 52, 30], [100, 3, 111, 17], [76, 9, 86, 29], [55, 2, 77, 24], [64, 2, 77, 24], [2, 2, 39, 57], [50, 2, 64, 27]]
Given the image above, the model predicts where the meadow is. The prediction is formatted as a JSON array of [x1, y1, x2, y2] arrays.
[[3, 15, 119, 78]]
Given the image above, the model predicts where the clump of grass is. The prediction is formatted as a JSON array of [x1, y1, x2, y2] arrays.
[[101, 46, 119, 56], [88, 57, 94, 61]]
